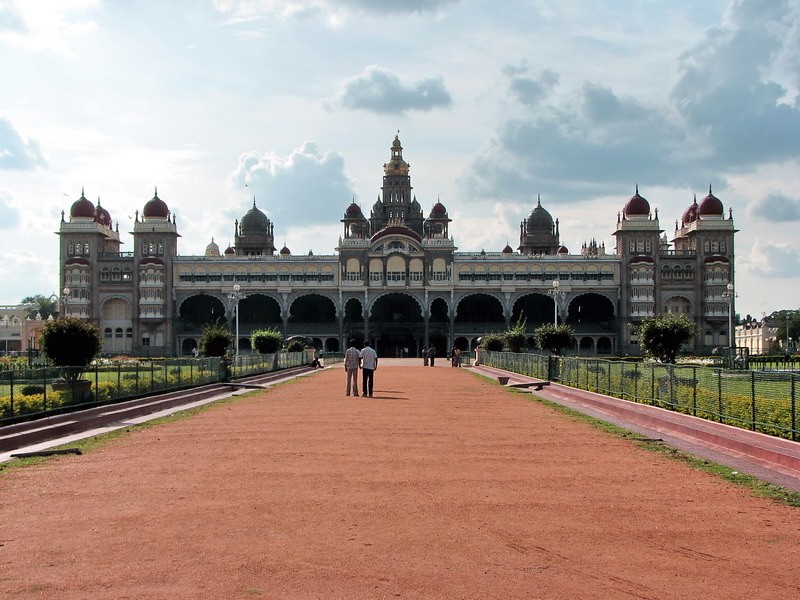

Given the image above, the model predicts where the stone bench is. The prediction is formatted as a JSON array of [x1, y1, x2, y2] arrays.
[[497, 376, 550, 391]]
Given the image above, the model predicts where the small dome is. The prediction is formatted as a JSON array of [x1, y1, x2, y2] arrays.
[[699, 186, 724, 216], [279, 245, 291, 255], [557, 245, 569, 254], [205, 238, 220, 257], [410, 197, 421, 212], [682, 195, 699, 225], [143, 189, 170, 219], [502, 244, 514, 254], [345, 202, 362, 218], [224, 245, 235, 255], [241, 199, 270, 232], [372, 198, 384, 214], [526, 197, 554, 229], [70, 191, 95, 219], [623, 186, 650, 217], [94, 200, 112, 226], [430, 201, 447, 217]]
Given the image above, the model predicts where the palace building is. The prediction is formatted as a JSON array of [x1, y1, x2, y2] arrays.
[[57, 134, 737, 358]]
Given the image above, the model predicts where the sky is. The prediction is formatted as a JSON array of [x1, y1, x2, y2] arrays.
[[1, 0, 799, 318]]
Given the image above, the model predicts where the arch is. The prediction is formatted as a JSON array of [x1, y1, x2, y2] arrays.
[[181, 338, 198, 355], [511, 293, 553, 325], [343, 297, 363, 324], [100, 297, 133, 354], [238, 293, 282, 325], [664, 295, 691, 315], [429, 297, 449, 322], [289, 293, 337, 323], [566, 293, 616, 326], [455, 293, 504, 323], [579, 337, 594, 351], [368, 292, 424, 322], [324, 337, 340, 352], [597, 337, 613, 354], [178, 294, 226, 331], [454, 336, 469, 351]]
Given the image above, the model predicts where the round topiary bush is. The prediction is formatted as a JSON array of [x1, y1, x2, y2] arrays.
[[251, 328, 283, 354]]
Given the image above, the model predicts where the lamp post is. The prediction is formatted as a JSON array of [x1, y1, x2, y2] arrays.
[[62, 286, 70, 318], [1, 316, 8, 355], [547, 280, 565, 328], [722, 282, 735, 349], [227, 283, 246, 359]]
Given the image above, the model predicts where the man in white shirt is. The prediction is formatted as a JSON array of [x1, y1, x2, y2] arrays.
[[344, 339, 361, 396], [359, 340, 378, 397]]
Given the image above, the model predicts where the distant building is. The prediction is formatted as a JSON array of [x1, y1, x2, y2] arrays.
[[735, 318, 779, 355], [57, 134, 737, 357], [0, 305, 48, 356]]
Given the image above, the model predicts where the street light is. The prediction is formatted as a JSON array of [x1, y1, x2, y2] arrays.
[[62, 286, 70, 318], [547, 280, 565, 328], [1, 316, 8, 355], [722, 282, 735, 349], [227, 283, 246, 359]]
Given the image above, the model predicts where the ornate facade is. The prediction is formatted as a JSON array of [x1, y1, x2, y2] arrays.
[[57, 135, 737, 358]]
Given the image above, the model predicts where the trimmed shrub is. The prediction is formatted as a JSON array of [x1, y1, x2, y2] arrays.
[[252, 328, 283, 354]]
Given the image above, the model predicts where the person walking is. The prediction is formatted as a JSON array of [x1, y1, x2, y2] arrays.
[[422, 346, 429, 367], [359, 340, 378, 397], [428, 345, 436, 367], [344, 339, 361, 396]]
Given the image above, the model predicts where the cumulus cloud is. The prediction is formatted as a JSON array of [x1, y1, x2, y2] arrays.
[[461, 0, 800, 206], [744, 238, 800, 278], [0, 117, 46, 170], [331, 66, 453, 115], [0, 189, 21, 228], [230, 141, 354, 230], [670, 0, 800, 166], [503, 61, 559, 107], [746, 192, 800, 222], [461, 79, 687, 203]]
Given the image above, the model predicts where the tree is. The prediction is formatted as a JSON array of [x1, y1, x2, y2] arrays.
[[22, 294, 58, 320], [637, 313, 695, 363], [479, 333, 505, 351], [769, 309, 800, 350], [199, 321, 233, 357], [251, 328, 283, 354], [504, 314, 528, 353], [534, 323, 574, 355], [40, 317, 102, 381]]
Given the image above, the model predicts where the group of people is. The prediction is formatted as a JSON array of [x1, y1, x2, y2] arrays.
[[420, 346, 462, 367], [343, 339, 378, 397]]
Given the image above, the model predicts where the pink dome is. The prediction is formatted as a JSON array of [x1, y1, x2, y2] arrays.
[[143, 189, 170, 219], [623, 186, 650, 217], [557, 245, 569, 254], [502, 244, 513, 254], [430, 202, 447, 217], [279, 245, 291, 255], [345, 202, 362, 218], [94, 201, 112, 227], [682, 196, 699, 225], [70, 192, 95, 219], [699, 186, 723, 216]]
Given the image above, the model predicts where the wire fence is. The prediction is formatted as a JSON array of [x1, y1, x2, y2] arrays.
[[0, 351, 308, 426], [483, 351, 799, 442]]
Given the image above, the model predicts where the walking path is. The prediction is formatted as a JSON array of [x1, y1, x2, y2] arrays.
[[1, 363, 799, 599]]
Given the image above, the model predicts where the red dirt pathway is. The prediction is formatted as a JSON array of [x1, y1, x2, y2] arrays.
[[1, 365, 799, 599]]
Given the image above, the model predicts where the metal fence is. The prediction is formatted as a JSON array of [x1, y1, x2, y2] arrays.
[[483, 351, 799, 442], [0, 351, 308, 425]]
